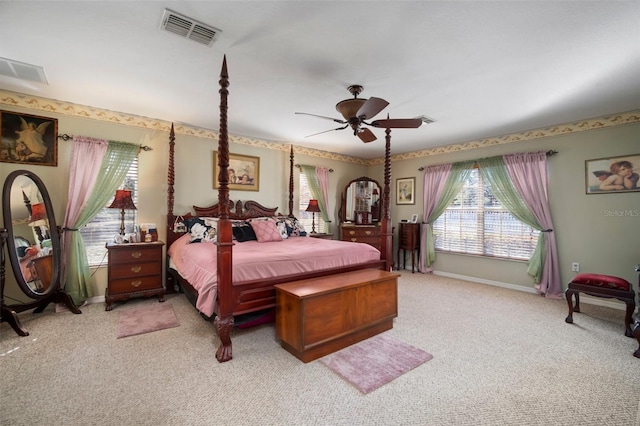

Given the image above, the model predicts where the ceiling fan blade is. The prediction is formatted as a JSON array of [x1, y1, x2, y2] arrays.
[[304, 124, 349, 138], [356, 97, 389, 120], [370, 118, 423, 129], [295, 112, 346, 124], [357, 128, 377, 143]]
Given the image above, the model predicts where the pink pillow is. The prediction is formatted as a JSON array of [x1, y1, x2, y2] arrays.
[[249, 220, 283, 243]]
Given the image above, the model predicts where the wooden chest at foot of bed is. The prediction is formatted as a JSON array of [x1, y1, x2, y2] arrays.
[[274, 269, 399, 363]]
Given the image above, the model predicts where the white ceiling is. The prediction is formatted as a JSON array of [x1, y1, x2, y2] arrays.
[[1, 1, 639, 159]]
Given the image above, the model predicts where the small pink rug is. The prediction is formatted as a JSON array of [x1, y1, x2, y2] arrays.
[[319, 333, 433, 394], [117, 303, 180, 338]]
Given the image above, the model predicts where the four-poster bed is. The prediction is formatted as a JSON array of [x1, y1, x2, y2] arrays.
[[165, 56, 396, 362]]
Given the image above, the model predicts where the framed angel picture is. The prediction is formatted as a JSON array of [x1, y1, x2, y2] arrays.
[[0, 110, 58, 166], [585, 153, 640, 194], [213, 151, 260, 191]]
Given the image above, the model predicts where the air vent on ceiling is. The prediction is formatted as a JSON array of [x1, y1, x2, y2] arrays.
[[415, 115, 435, 124], [161, 9, 220, 46], [0, 57, 48, 84]]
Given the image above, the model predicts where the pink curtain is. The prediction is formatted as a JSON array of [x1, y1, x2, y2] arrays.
[[419, 163, 452, 273], [60, 137, 108, 287], [316, 167, 330, 223], [503, 151, 562, 298]]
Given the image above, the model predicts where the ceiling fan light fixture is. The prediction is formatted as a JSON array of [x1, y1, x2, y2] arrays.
[[336, 98, 367, 120]]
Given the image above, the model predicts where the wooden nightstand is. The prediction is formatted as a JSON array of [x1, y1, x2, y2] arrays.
[[105, 241, 165, 311], [308, 233, 333, 240]]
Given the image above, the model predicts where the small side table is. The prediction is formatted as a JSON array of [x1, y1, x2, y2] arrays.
[[309, 233, 333, 240], [105, 241, 165, 311], [397, 222, 420, 273]]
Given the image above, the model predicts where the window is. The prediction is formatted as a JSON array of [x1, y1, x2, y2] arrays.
[[80, 157, 138, 265], [298, 173, 325, 233], [432, 168, 539, 260]]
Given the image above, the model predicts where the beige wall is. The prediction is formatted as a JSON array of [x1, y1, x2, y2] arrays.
[[372, 121, 640, 289], [0, 102, 368, 302], [2, 98, 638, 304]]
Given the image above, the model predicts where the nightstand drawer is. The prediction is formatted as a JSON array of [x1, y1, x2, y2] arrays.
[[109, 247, 159, 264], [109, 261, 161, 279], [340, 225, 382, 251], [108, 275, 163, 294]]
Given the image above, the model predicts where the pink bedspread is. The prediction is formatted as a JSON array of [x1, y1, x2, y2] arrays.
[[167, 234, 381, 316]]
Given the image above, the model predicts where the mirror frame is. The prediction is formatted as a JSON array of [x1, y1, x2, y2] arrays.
[[2, 169, 61, 299], [338, 176, 382, 224]]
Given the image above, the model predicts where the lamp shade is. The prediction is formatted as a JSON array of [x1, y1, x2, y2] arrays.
[[108, 189, 137, 210], [29, 202, 48, 227], [305, 199, 321, 213]]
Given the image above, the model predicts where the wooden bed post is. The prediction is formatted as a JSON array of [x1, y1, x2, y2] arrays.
[[288, 145, 294, 217], [381, 128, 393, 272], [165, 123, 177, 294], [215, 55, 235, 362]]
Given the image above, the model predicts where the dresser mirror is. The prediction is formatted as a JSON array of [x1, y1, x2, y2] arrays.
[[338, 176, 382, 224], [1, 170, 80, 336]]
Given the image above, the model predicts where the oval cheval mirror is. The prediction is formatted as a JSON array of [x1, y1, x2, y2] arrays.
[[1, 170, 81, 336]]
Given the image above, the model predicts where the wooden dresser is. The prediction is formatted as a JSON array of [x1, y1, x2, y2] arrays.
[[105, 241, 165, 311], [340, 223, 381, 250], [275, 269, 399, 362], [30, 254, 53, 291], [397, 222, 421, 273]]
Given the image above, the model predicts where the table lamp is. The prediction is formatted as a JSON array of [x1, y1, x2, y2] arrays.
[[305, 199, 321, 234], [108, 189, 137, 235]]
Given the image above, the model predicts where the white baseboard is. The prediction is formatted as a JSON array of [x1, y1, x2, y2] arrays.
[[432, 270, 628, 312], [83, 295, 105, 305]]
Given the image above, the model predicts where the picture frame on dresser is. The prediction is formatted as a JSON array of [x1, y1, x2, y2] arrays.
[[410, 213, 419, 223], [0, 110, 58, 166], [396, 177, 415, 205]]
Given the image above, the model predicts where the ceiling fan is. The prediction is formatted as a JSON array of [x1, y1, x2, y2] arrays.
[[295, 85, 423, 143]]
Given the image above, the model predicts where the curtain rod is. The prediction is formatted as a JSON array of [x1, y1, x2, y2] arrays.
[[57, 133, 152, 151], [295, 164, 334, 172], [418, 149, 558, 171]]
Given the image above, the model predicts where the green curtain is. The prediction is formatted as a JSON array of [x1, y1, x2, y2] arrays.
[[476, 156, 545, 283], [65, 141, 139, 304], [423, 161, 474, 267], [299, 165, 328, 222]]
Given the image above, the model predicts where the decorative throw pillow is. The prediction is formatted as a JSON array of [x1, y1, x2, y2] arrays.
[[283, 216, 307, 237], [249, 219, 283, 243], [183, 217, 218, 243], [232, 223, 258, 242], [275, 220, 288, 239]]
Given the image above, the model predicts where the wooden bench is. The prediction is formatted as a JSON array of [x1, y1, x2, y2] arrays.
[[274, 269, 399, 363]]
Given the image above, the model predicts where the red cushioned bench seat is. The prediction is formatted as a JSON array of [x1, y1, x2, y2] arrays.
[[565, 273, 635, 338]]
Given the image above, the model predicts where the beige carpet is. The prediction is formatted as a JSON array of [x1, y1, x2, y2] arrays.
[[320, 333, 433, 393], [116, 302, 180, 338], [2, 272, 639, 425]]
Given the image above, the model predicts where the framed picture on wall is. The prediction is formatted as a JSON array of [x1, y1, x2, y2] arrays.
[[585, 153, 640, 194], [0, 110, 58, 166], [213, 151, 260, 191], [396, 177, 415, 205]]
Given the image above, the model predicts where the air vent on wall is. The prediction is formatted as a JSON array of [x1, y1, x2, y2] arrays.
[[161, 9, 220, 46], [0, 57, 48, 84]]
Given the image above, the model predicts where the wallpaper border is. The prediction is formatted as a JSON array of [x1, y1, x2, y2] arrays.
[[1, 89, 638, 166]]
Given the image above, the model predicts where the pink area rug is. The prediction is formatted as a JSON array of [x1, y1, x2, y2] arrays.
[[117, 303, 180, 338], [319, 333, 433, 394]]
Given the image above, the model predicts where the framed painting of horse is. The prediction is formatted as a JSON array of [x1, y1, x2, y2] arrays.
[[1, 110, 58, 167]]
